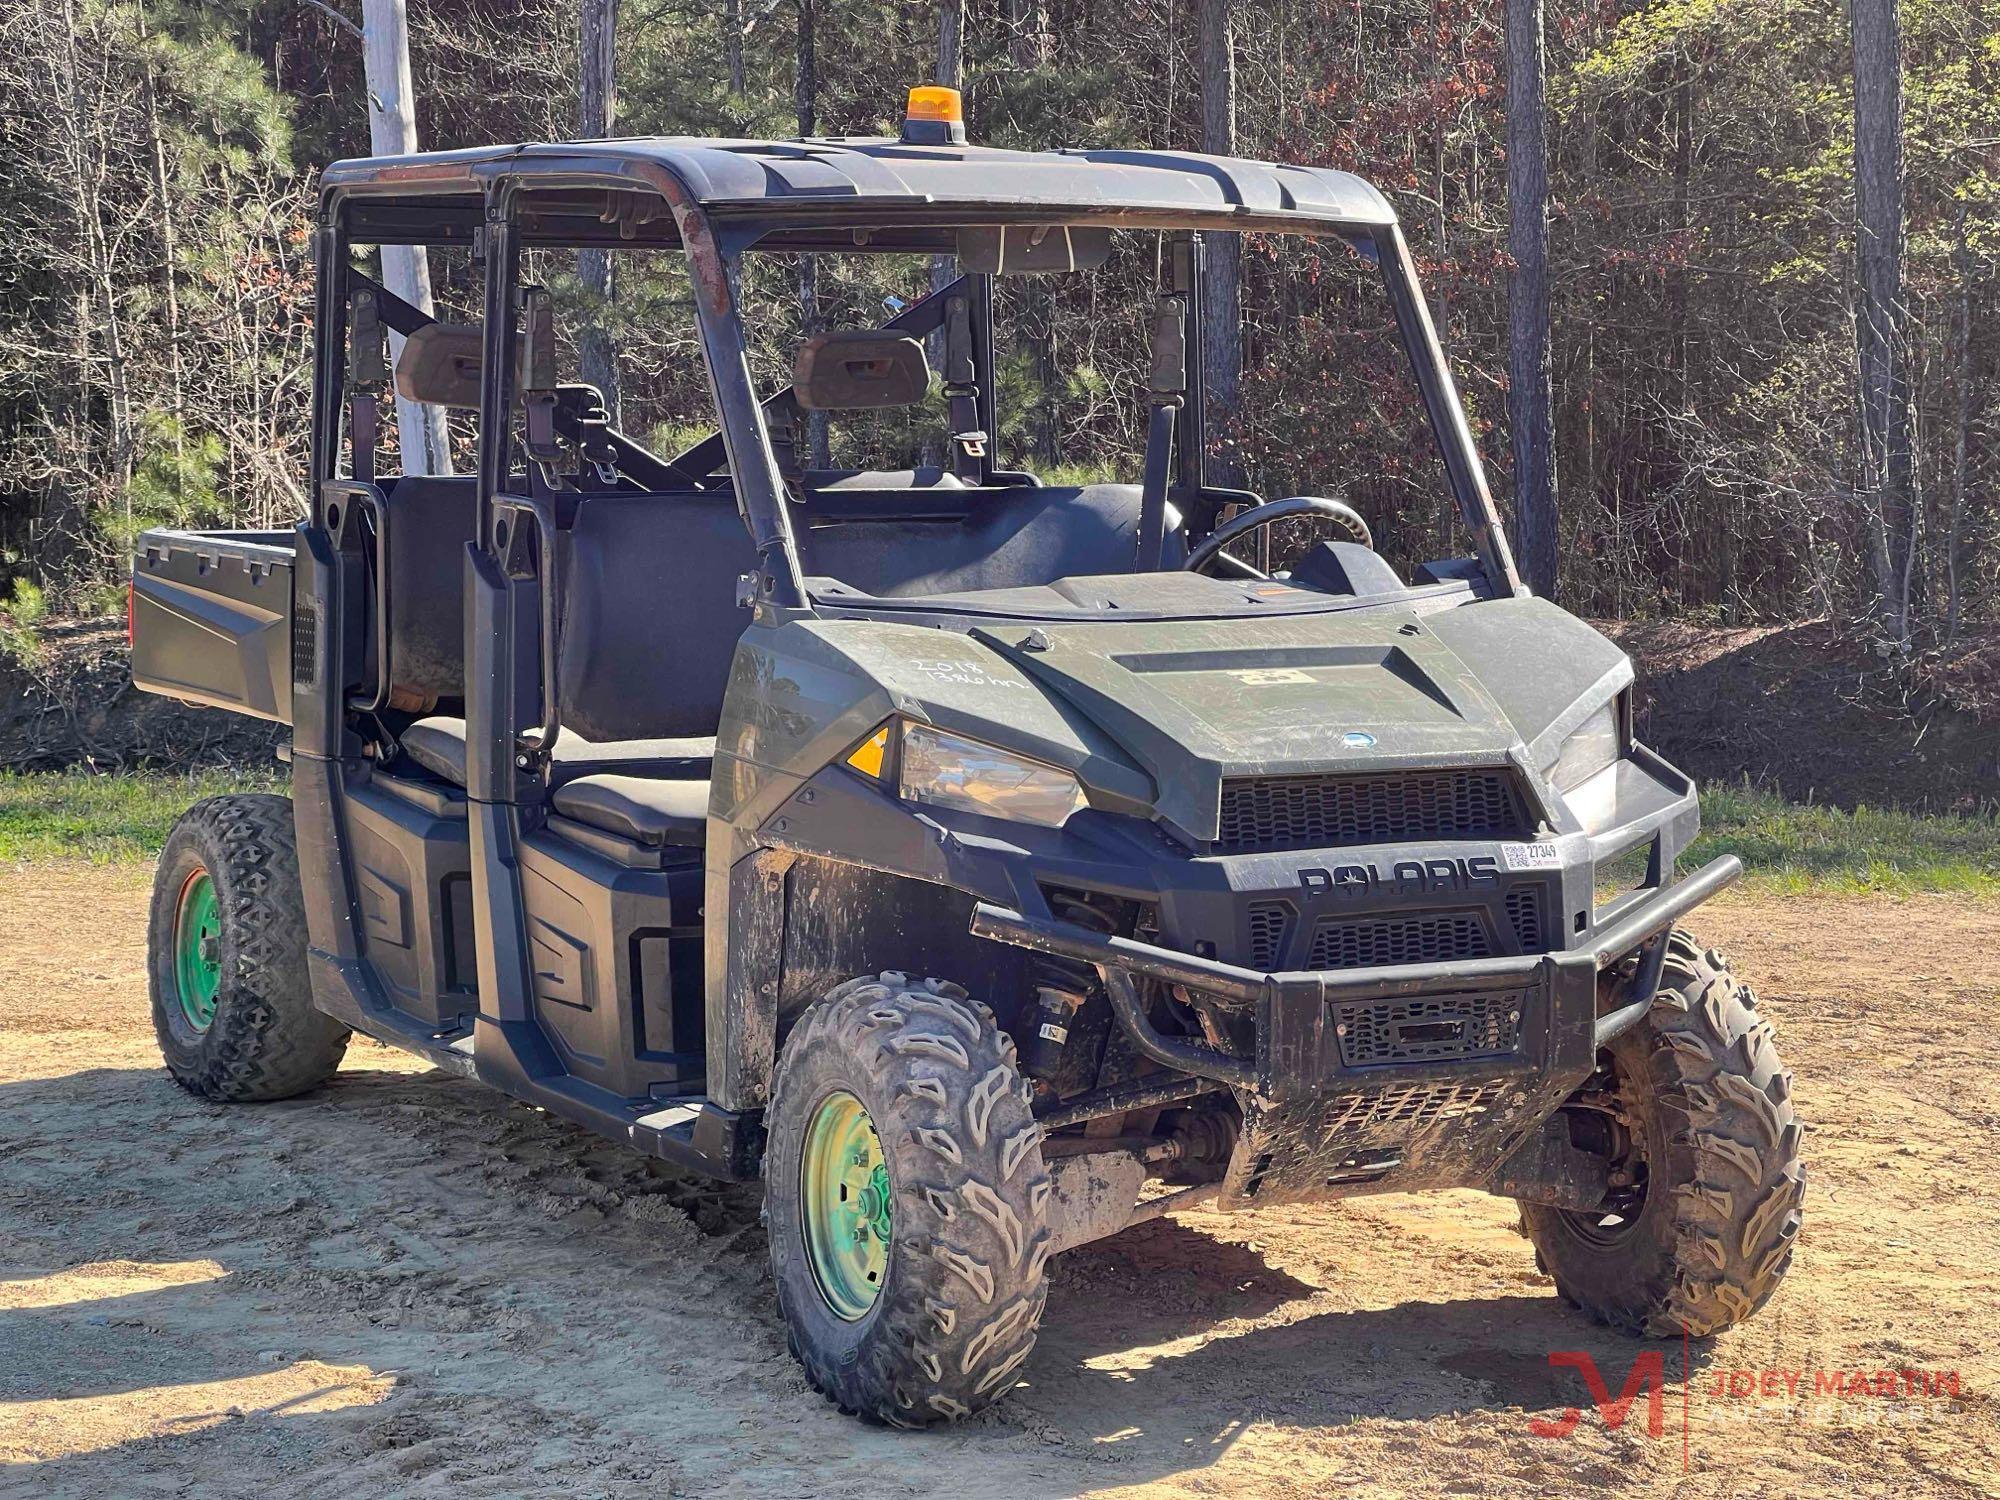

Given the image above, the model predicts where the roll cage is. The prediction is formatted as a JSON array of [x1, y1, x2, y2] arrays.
[[314, 140, 1525, 623]]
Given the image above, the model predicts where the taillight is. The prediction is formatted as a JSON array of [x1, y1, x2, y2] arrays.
[[126, 580, 135, 647]]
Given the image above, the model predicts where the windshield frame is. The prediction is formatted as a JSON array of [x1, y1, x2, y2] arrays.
[[325, 167, 1523, 618], [705, 212, 1524, 615]]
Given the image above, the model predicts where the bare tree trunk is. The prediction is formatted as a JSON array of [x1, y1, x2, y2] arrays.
[[137, 10, 186, 496], [913, 0, 970, 472], [1944, 201, 1972, 645], [928, 0, 966, 385], [60, 0, 133, 508], [1850, 0, 1912, 644], [1006, 0, 1048, 66], [795, 0, 828, 467], [1003, 0, 1052, 466], [937, 0, 964, 87], [58, 0, 134, 551], [360, 0, 452, 475], [1430, 124, 1450, 338], [1197, 0, 1242, 487], [1505, 0, 1558, 598], [1671, 71, 1693, 413], [577, 0, 620, 418], [725, 0, 746, 95]]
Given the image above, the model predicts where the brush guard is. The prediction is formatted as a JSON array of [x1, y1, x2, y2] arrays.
[[969, 855, 1741, 1207]]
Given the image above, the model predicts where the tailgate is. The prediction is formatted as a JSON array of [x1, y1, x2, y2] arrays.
[[131, 527, 296, 725]]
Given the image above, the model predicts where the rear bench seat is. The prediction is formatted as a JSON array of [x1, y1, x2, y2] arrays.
[[399, 717, 713, 787], [550, 775, 707, 848], [396, 717, 715, 850]]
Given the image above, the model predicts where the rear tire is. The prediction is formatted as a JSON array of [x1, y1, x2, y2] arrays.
[[765, 973, 1052, 1426], [1522, 931, 1804, 1336], [148, 794, 348, 1101]]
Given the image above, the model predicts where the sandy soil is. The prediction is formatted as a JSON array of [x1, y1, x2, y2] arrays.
[[2, 863, 1996, 1498]]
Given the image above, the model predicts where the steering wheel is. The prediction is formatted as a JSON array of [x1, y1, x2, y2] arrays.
[[1183, 496, 1374, 579]]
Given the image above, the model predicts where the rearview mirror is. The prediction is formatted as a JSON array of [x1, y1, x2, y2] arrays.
[[393, 323, 484, 409], [956, 225, 1112, 275], [794, 332, 931, 411]]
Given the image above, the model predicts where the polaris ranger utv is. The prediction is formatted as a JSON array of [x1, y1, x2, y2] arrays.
[[131, 89, 1803, 1425]]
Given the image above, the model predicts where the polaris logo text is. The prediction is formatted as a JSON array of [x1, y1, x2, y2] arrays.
[[1297, 855, 1500, 900]]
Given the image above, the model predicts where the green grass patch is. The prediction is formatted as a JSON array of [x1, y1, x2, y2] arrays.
[[0, 769, 1993, 897], [0, 768, 286, 864], [1692, 782, 2000, 896]]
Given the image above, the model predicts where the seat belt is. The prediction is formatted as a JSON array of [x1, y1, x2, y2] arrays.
[[564, 386, 623, 489], [943, 292, 986, 483], [348, 273, 436, 338], [347, 287, 386, 484], [517, 286, 570, 496], [1135, 295, 1187, 573]]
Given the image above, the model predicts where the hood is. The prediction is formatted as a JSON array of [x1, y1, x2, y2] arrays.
[[792, 595, 1630, 843], [968, 596, 1630, 840]]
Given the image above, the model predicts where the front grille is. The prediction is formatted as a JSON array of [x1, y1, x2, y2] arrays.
[[1214, 769, 1525, 853], [1335, 991, 1524, 1066], [1247, 900, 1292, 969], [1505, 887, 1544, 951], [1307, 912, 1492, 971]]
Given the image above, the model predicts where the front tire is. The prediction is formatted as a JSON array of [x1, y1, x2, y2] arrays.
[[148, 794, 348, 1101], [765, 973, 1052, 1425], [1522, 931, 1805, 1336]]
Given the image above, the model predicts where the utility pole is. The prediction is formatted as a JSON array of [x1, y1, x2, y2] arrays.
[[359, 0, 452, 474], [578, 0, 620, 415], [1505, 0, 1558, 598]]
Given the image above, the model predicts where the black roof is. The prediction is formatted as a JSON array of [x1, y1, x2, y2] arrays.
[[320, 137, 1399, 231]]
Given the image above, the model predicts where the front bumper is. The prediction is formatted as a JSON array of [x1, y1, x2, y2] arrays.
[[970, 854, 1741, 1206]]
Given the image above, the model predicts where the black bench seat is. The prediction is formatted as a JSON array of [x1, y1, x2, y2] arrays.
[[398, 716, 714, 787], [551, 774, 709, 848]]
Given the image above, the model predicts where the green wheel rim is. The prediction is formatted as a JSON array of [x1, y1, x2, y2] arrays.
[[173, 868, 222, 1032], [800, 1090, 892, 1321]]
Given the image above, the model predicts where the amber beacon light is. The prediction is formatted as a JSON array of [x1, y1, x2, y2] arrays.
[[901, 86, 966, 146]]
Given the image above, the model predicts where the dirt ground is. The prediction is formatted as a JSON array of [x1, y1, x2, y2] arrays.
[[3, 864, 1996, 1499], [1600, 618, 1998, 814]]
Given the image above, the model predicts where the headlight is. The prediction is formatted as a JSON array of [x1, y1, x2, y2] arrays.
[[897, 723, 1087, 829], [1549, 701, 1620, 792]]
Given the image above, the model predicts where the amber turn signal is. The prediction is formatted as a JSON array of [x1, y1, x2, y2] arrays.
[[845, 723, 893, 779]]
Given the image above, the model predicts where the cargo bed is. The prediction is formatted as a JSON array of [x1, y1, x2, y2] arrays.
[[130, 527, 296, 725]]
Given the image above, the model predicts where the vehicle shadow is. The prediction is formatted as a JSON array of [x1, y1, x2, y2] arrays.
[[3, 1062, 1713, 1495], [1002, 1214, 1716, 1477]]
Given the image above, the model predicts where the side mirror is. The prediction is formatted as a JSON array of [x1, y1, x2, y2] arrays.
[[794, 332, 931, 411], [956, 225, 1112, 275]]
